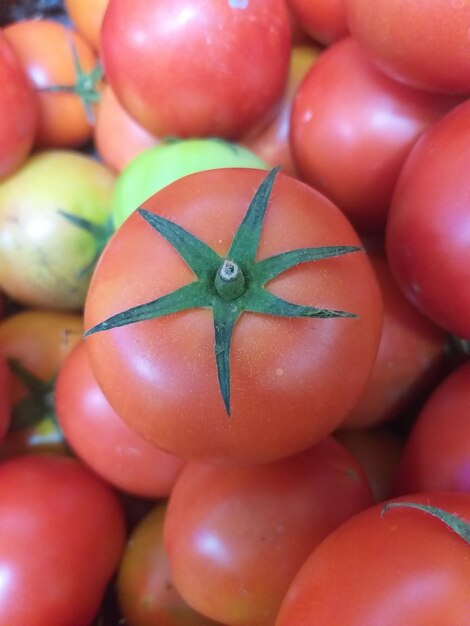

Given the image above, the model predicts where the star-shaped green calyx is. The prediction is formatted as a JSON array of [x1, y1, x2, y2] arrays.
[[85, 167, 361, 415]]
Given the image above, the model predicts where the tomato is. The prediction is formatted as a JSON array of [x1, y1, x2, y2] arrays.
[[343, 0, 470, 94], [93, 82, 158, 173], [285, 0, 349, 45], [111, 138, 269, 229], [0, 30, 38, 180], [164, 438, 373, 626], [55, 341, 185, 498], [341, 254, 447, 429], [0, 150, 115, 311], [393, 359, 470, 496], [0, 454, 125, 625], [100, 0, 291, 138], [276, 492, 470, 626], [290, 37, 461, 232], [84, 167, 382, 464], [3, 19, 101, 148], [64, 0, 109, 50], [386, 99, 470, 340], [335, 426, 404, 502], [241, 44, 320, 178], [118, 503, 223, 626]]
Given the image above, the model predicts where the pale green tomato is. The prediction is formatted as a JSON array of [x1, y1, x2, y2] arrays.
[[111, 138, 268, 228], [0, 150, 115, 311]]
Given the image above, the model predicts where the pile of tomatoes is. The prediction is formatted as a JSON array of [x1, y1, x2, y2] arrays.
[[1, 1, 470, 624]]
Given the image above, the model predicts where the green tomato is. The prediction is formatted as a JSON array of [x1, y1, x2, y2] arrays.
[[0, 150, 115, 311], [111, 138, 268, 228]]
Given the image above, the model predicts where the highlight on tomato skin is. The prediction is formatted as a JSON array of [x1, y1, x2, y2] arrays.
[[84, 167, 383, 465]]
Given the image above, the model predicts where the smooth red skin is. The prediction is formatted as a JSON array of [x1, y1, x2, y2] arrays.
[[94, 82, 158, 173], [100, 0, 291, 139], [341, 254, 447, 429], [386, 99, 470, 340], [290, 37, 461, 232], [286, 0, 348, 45], [241, 44, 319, 177], [84, 168, 382, 465], [118, 503, 223, 626], [343, 0, 470, 94], [335, 427, 404, 503], [0, 454, 125, 626], [164, 438, 373, 626], [393, 359, 470, 496], [55, 341, 185, 498], [4, 19, 98, 148], [276, 492, 470, 626], [0, 31, 38, 180]]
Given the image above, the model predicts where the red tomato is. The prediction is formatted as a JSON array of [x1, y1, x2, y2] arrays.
[[343, 0, 470, 93], [241, 44, 320, 177], [0, 454, 125, 625], [3, 19, 101, 148], [55, 341, 185, 498], [386, 99, 470, 340], [118, 503, 223, 626], [164, 438, 373, 626], [0, 30, 38, 180], [100, 0, 292, 138], [290, 37, 461, 232], [341, 254, 447, 429], [93, 82, 158, 173], [393, 359, 470, 496], [286, 0, 348, 45], [276, 492, 470, 626], [84, 168, 382, 464]]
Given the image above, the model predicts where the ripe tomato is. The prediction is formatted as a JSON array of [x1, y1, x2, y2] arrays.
[[55, 341, 185, 498], [276, 492, 470, 626], [343, 0, 470, 94], [0, 150, 115, 311], [164, 437, 373, 626], [93, 82, 158, 173], [118, 503, 222, 626], [0, 454, 125, 625], [84, 167, 382, 464], [0, 30, 38, 180], [393, 359, 470, 496], [386, 99, 470, 340], [290, 37, 461, 232], [285, 0, 348, 45], [341, 254, 447, 429], [3, 19, 101, 148], [100, 0, 292, 138]]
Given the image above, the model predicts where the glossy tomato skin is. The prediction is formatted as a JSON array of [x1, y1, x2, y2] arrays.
[[101, 0, 291, 139], [276, 492, 470, 626], [0, 454, 126, 625], [118, 503, 223, 626], [286, 0, 348, 45], [393, 359, 470, 496], [343, 0, 470, 94], [341, 254, 447, 429], [3, 19, 100, 148], [290, 37, 461, 232], [164, 438, 373, 626], [0, 30, 38, 180], [386, 99, 470, 340], [55, 341, 185, 498], [85, 168, 383, 464]]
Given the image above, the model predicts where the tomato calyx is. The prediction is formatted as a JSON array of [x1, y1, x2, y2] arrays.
[[382, 502, 470, 546], [7, 358, 57, 430], [85, 167, 361, 415], [38, 40, 102, 123]]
